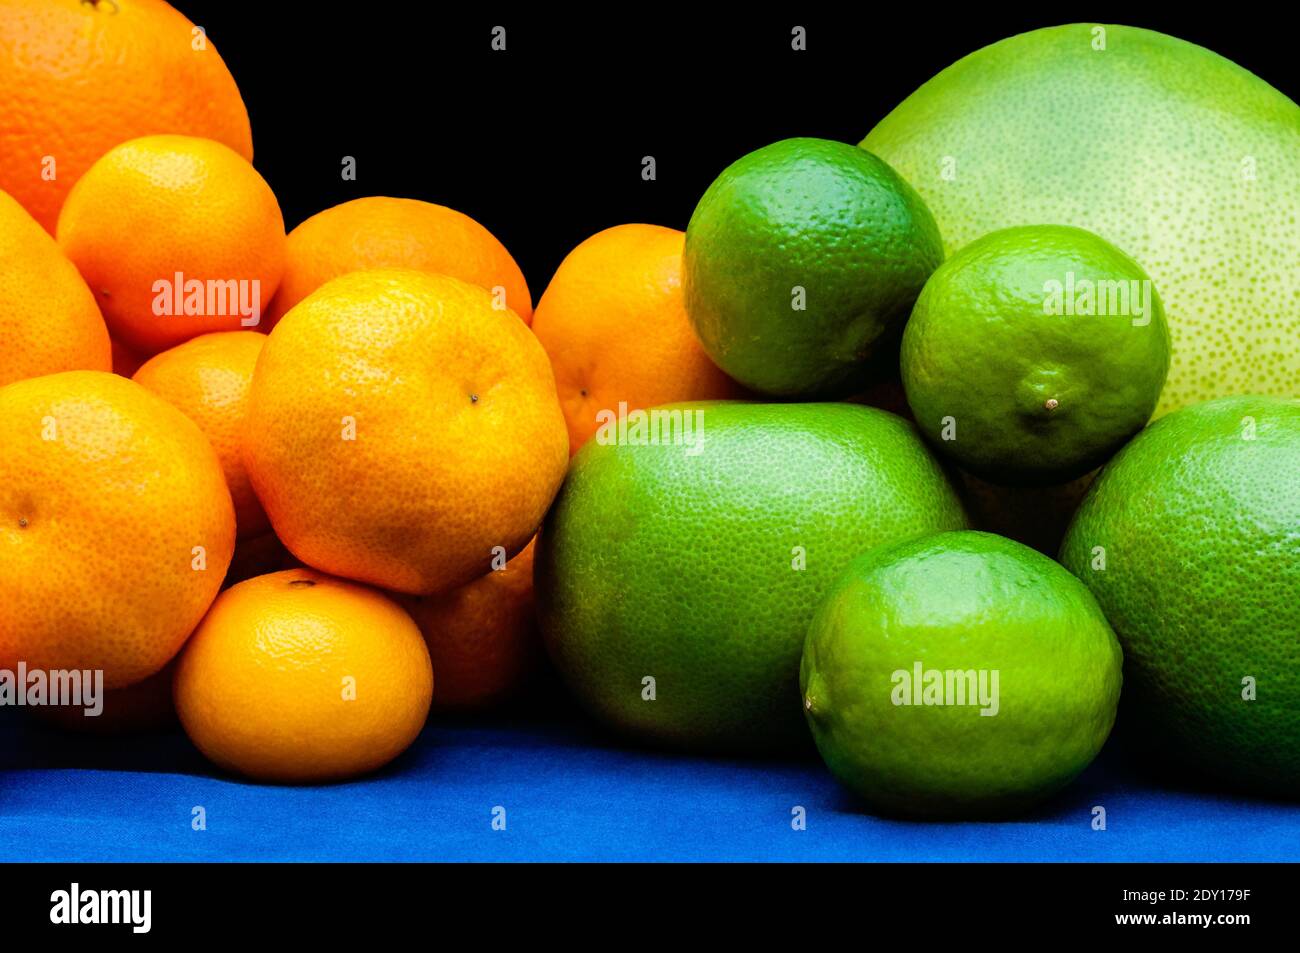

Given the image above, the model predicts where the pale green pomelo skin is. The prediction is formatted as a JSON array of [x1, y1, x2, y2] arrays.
[[536, 401, 968, 752], [863, 23, 1300, 416], [1060, 395, 1300, 795], [802, 531, 1122, 819]]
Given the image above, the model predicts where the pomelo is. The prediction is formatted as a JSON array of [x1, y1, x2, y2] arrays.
[[863, 23, 1300, 415], [535, 401, 968, 751], [1060, 395, 1300, 794]]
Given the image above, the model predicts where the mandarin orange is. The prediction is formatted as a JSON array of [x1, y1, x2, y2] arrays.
[[0, 371, 235, 688]]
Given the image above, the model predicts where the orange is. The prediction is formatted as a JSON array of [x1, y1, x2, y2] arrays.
[[133, 331, 269, 539], [174, 568, 433, 784], [264, 196, 532, 328], [402, 536, 539, 709], [0, 0, 252, 233], [530, 224, 742, 452], [0, 371, 235, 688], [56, 134, 285, 355], [0, 189, 110, 386], [244, 269, 568, 595]]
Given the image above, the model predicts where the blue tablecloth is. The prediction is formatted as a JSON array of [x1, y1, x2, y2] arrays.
[[1, 696, 1295, 862]]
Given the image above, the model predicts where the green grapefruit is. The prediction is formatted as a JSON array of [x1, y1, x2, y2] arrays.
[[1060, 395, 1300, 794], [536, 401, 968, 751]]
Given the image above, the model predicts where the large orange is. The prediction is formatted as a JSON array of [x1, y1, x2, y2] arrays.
[[530, 223, 742, 452], [0, 0, 252, 233], [174, 568, 433, 784], [264, 196, 532, 328], [243, 269, 568, 595], [401, 536, 540, 710], [133, 331, 269, 539], [57, 134, 285, 355], [0, 371, 235, 688], [0, 189, 110, 387]]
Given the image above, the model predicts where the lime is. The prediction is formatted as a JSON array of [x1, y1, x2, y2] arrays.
[[863, 24, 1300, 415], [901, 225, 1169, 485], [1060, 395, 1300, 795], [801, 530, 1122, 818], [536, 401, 968, 752], [683, 138, 942, 397]]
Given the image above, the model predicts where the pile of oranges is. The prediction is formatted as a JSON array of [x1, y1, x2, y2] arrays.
[[0, 1, 732, 782]]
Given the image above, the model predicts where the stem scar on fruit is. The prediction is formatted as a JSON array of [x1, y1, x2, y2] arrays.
[[1045, 398, 1059, 411], [470, 393, 479, 403], [288, 579, 316, 588]]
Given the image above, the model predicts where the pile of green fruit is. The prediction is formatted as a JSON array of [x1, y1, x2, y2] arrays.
[[536, 24, 1300, 818]]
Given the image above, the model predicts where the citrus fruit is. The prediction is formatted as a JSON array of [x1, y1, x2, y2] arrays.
[[133, 331, 269, 539], [401, 536, 539, 710], [537, 401, 968, 751], [863, 23, 1300, 415], [264, 196, 531, 328], [902, 225, 1170, 485], [56, 134, 285, 355], [0, 189, 110, 387], [683, 137, 943, 397], [0, 0, 252, 233], [243, 268, 568, 595], [1060, 395, 1300, 795], [174, 568, 433, 784], [531, 223, 742, 453], [802, 530, 1122, 818], [0, 371, 235, 688]]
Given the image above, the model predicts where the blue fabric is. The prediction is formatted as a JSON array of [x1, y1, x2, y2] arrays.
[[1, 701, 1295, 862]]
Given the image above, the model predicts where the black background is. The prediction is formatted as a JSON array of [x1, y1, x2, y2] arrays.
[[176, 5, 1298, 301]]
